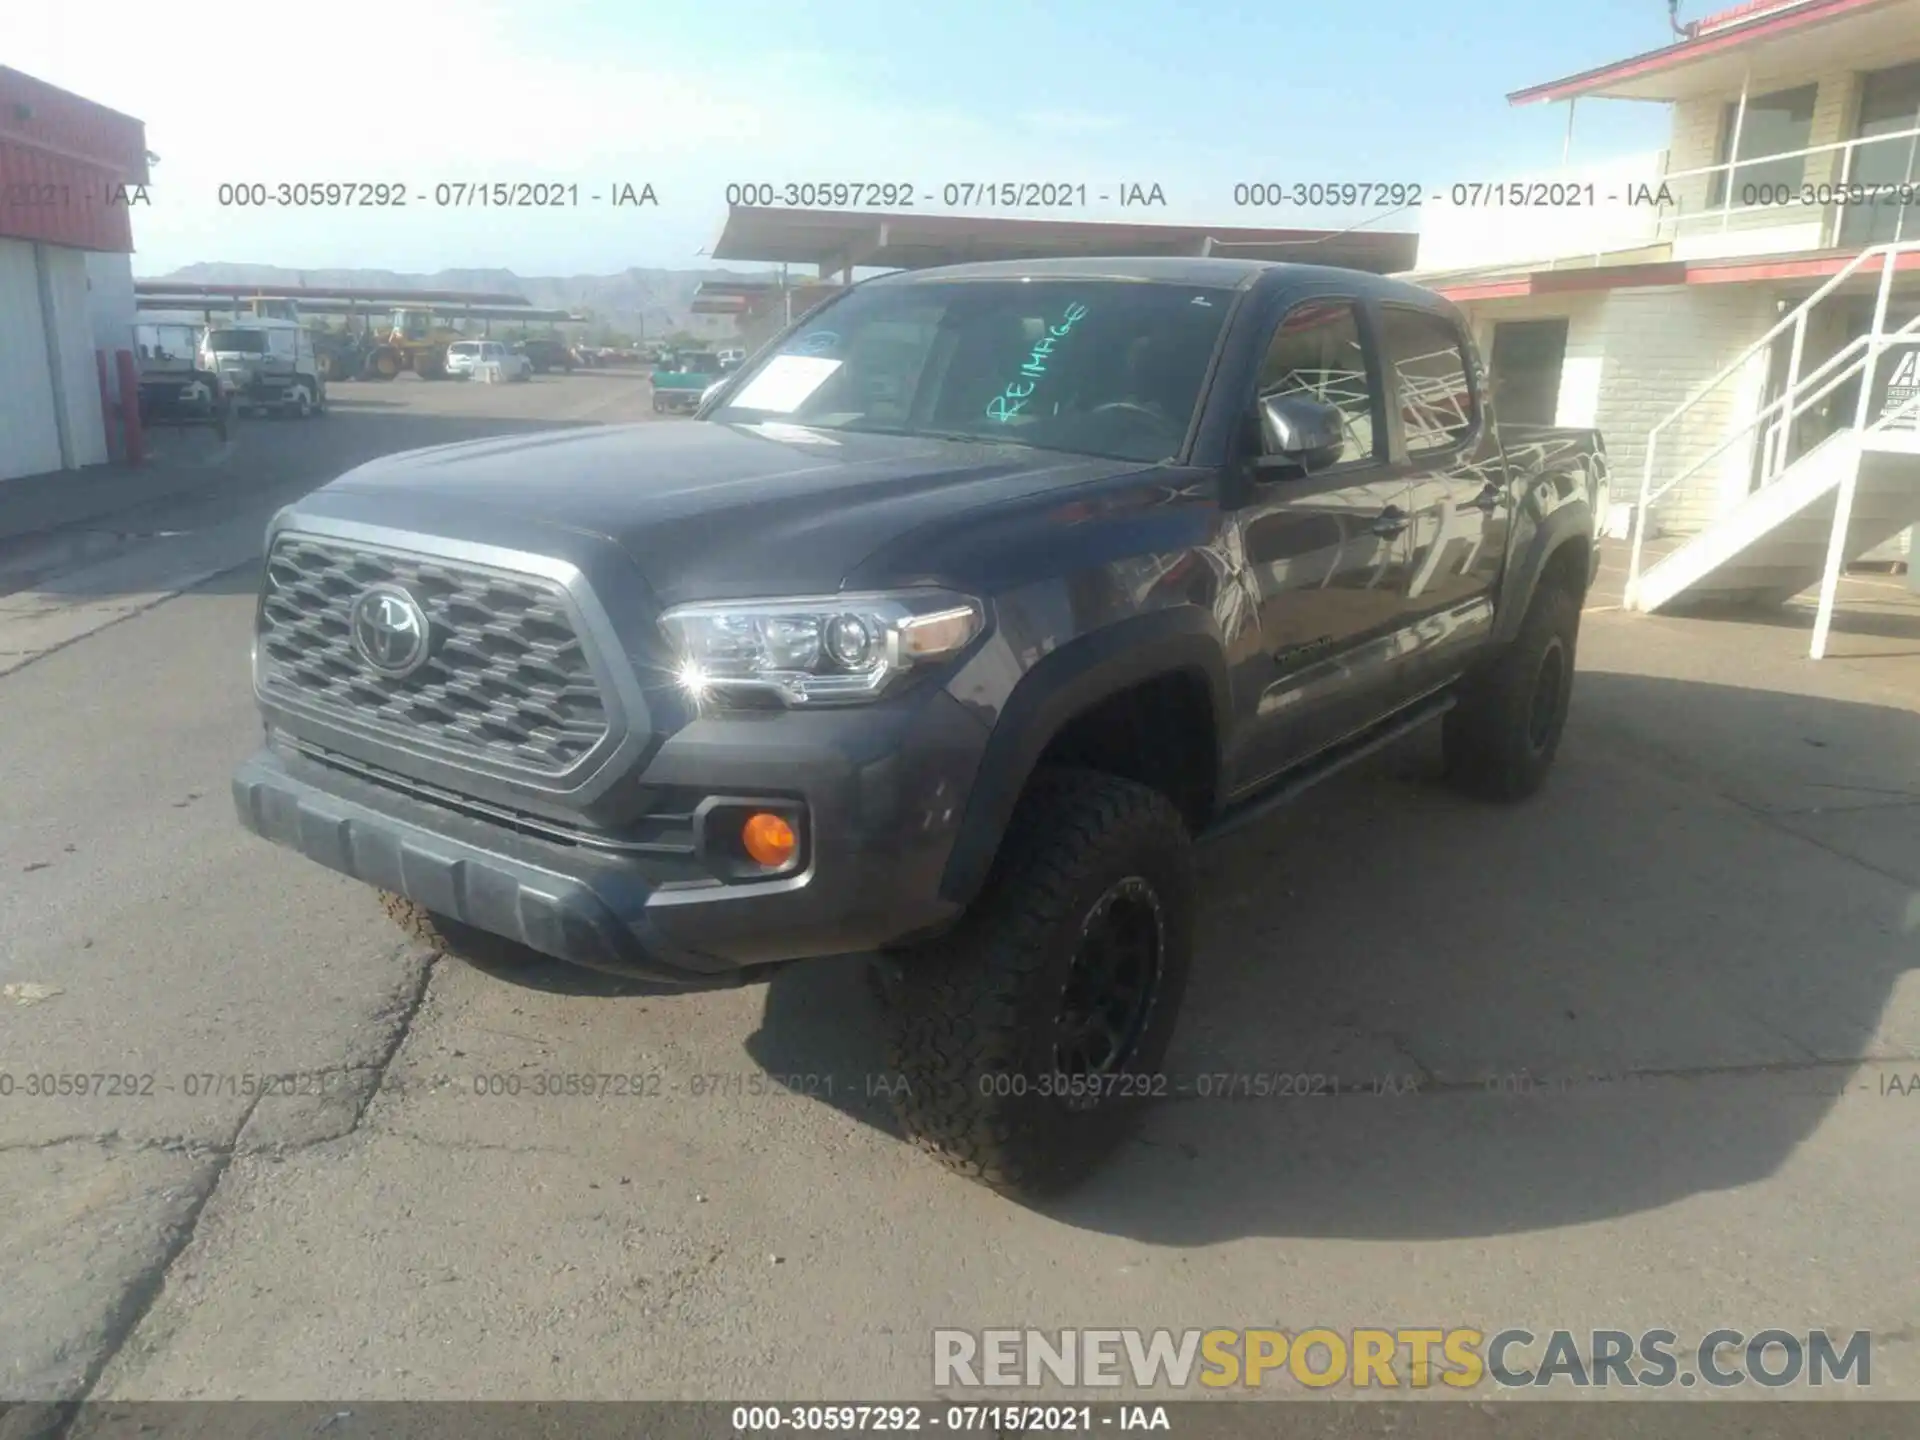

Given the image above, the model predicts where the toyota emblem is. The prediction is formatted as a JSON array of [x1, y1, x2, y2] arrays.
[[348, 584, 431, 678]]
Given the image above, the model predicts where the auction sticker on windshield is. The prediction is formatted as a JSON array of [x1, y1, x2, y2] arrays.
[[730, 354, 842, 412]]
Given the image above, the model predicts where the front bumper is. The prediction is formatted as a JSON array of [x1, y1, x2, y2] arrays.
[[233, 688, 985, 984]]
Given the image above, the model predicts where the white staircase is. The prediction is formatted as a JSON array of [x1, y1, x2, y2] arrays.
[[1624, 240, 1920, 657]]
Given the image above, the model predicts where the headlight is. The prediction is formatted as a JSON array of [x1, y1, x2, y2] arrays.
[[660, 590, 985, 706]]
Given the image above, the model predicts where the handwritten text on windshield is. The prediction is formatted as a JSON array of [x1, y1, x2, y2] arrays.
[[986, 302, 1090, 423]]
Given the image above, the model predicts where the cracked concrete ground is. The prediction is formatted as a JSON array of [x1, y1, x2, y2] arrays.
[[1, 379, 1917, 1427]]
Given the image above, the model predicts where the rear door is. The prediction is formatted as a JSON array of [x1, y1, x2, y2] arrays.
[[1226, 292, 1417, 793], [1378, 302, 1509, 685]]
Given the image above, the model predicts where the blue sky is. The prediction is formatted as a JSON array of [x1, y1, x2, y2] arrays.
[[17, 0, 1684, 277]]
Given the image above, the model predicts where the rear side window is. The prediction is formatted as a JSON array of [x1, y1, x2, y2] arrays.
[[1254, 298, 1378, 466], [1378, 305, 1476, 455]]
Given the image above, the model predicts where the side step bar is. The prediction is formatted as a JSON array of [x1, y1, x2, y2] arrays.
[[1196, 692, 1455, 846]]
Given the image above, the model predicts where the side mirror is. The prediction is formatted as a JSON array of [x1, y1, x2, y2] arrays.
[[1255, 395, 1347, 476]]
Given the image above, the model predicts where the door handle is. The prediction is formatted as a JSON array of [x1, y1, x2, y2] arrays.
[[1464, 484, 1505, 512], [1370, 505, 1409, 537]]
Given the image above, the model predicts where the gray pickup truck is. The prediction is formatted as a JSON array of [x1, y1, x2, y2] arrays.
[[233, 257, 1607, 1197]]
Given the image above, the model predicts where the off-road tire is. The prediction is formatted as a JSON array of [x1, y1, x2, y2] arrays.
[[379, 892, 542, 969], [1442, 579, 1580, 802], [882, 768, 1195, 1199]]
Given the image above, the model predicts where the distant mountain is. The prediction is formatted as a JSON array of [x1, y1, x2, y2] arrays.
[[145, 263, 767, 338]]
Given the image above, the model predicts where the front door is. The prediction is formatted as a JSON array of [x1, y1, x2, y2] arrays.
[[1385, 302, 1509, 687], [1487, 318, 1567, 427], [1225, 294, 1415, 794]]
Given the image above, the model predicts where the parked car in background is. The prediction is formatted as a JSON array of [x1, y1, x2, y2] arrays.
[[650, 350, 723, 413], [444, 341, 483, 379], [447, 341, 533, 382], [515, 338, 575, 374]]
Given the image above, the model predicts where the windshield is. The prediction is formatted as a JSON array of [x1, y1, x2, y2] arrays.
[[206, 329, 268, 354], [449, 343, 480, 356], [136, 325, 199, 362], [708, 278, 1234, 462]]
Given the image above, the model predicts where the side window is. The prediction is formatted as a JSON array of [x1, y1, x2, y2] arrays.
[[1254, 298, 1377, 465], [1378, 305, 1477, 455]]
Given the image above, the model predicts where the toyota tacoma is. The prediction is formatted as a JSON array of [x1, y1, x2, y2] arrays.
[[233, 257, 1606, 1197]]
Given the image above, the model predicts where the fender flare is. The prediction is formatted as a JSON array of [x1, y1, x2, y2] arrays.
[[1493, 495, 1593, 646], [937, 606, 1230, 907]]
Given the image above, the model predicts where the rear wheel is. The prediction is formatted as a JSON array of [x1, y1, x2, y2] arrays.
[[882, 769, 1195, 1198], [1442, 579, 1580, 801]]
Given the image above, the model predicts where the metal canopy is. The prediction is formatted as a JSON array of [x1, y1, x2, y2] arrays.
[[132, 280, 535, 305], [135, 295, 583, 322], [710, 207, 1419, 278]]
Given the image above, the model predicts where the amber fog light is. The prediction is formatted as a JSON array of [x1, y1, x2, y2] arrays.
[[741, 811, 798, 868]]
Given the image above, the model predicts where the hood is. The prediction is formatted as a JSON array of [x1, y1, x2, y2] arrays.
[[314, 419, 1145, 603]]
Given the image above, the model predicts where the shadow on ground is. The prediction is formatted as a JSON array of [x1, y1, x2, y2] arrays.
[[702, 669, 1919, 1240]]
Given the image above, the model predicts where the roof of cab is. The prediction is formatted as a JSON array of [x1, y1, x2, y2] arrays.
[[869, 256, 1448, 306]]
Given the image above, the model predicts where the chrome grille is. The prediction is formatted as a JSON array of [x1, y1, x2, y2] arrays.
[[258, 535, 610, 774]]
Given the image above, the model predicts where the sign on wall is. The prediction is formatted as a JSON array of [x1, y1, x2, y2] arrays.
[[1883, 348, 1920, 431]]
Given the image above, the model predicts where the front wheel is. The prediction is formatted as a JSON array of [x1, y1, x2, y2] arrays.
[[1442, 580, 1580, 801], [882, 769, 1195, 1198], [285, 382, 314, 419]]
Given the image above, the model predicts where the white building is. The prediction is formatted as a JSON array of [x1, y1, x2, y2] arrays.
[[0, 66, 148, 483], [1409, 0, 1920, 654]]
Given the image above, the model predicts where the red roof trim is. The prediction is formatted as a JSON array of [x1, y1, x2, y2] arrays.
[[0, 68, 147, 251], [1432, 247, 1920, 300], [1507, 0, 1894, 106]]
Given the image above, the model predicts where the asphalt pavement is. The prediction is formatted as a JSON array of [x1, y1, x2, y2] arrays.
[[0, 377, 1915, 1430]]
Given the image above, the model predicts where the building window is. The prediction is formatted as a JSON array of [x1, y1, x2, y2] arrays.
[[1840, 60, 1920, 247], [1710, 84, 1818, 206]]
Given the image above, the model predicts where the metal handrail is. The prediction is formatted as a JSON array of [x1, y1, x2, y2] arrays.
[[1625, 239, 1920, 604], [1632, 328, 1883, 523], [1631, 324, 1887, 538], [1651, 122, 1920, 241], [1759, 313, 1920, 462]]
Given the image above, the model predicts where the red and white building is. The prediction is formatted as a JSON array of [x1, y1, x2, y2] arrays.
[[0, 66, 148, 482], [1410, 0, 1920, 654]]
